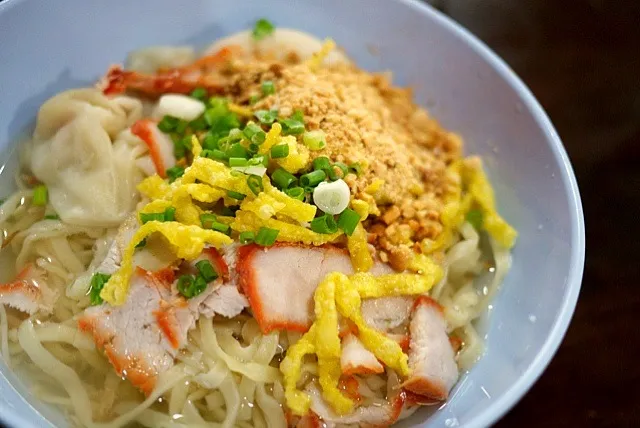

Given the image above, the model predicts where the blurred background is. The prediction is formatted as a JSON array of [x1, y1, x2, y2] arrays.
[[426, 0, 640, 426]]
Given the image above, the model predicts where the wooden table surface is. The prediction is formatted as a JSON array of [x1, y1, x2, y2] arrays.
[[433, 0, 640, 426]]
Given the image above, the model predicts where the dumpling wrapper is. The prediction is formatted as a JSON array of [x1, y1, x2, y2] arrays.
[[30, 89, 145, 227]]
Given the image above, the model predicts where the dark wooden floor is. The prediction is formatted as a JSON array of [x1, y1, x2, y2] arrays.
[[435, 0, 640, 426]]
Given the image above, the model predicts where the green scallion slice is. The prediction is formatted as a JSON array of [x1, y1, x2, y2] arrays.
[[348, 162, 362, 176], [313, 156, 331, 171], [89, 273, 111, 306], [177, 274, 207, 299], [158, 115, 179, 133], [332, 162, 349, 180], [200, 213, 217, 229], [226, 143, 249, 159], [310, 214, 338, 234], [303, 130, 327, 150], [226, 190, 246, 200], [195, 259, 218, 282], [285, 187, 305, 201], [255, 227, 279, 246], [190, 87, 208, 101], [166, 166, 185, 183], [252, 18, 275, 41], [247, 175, 264, 196], [300, 170, 326, 188], [229, 157, 249, 167], [254, 109, 278, 125], [239, 231, 255, 244], [32, 184, 47, 206], [271, 168, 297, 190], [261, 80, 275, 96], [466, 209, 484, 230], [270, 144, 289, 159], [337, 208, 360, 236]]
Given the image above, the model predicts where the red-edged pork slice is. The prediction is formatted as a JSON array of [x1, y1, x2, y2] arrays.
[[306, 383, 408, 427], [237, 243, 399, 334], [340, 334, 384, 375], [131, 119, 176, 178], [78, 266, 191, 395], [402, 296, 459, 401], [182, 245, 248, 319], [0, 264, 55, 315]]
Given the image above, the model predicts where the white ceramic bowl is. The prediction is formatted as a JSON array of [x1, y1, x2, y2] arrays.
[[0, 0, 585, 427]]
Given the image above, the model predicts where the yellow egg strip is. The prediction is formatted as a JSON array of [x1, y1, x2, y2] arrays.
[[280, 325, 317, 415], [346, 223, 373, 272], [138, 175, 171, 200], [232, 211, 342, 246], [258, 122, 282, 155], [281, 261, 442, 415], [100, 221, 232, 305], [306, 38, 336, 71], [273, 136, 310, 174], [462, 159, 518, 248]]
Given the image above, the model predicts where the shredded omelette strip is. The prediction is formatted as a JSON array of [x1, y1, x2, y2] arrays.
[[280, 255, 443, 415]]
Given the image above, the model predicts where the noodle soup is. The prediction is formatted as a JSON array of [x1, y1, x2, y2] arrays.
[[0, 20, 515, 428]]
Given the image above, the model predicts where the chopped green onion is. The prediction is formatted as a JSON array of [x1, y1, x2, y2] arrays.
[[300, 170, 326, 188], [303, 130, 327, 150], [226, 143, 248, 159], [202, 149, 228, 161], [310, 214, 338, 234], [204, 98, 240, 136], [43, 214, 59, 220], [0, 198, 6, 207], [226, 190, 246, 200], [338, 208, 360, 236], [270, 144, 289, 159], [248, 143, 260, 154], [261, 81, 276, 96], [279, 111, 305, 135], [189, 115, 208, 131], [222, 206, 239, 217], [175, 119, 189, 134], [202, 133, 218, 150], [254, 109, 278, 125], [195, 259, 218, 282], [248, 155, 268, 167], [190, 87, 208, 101], [252, 131, 266, 145], [89, 273, 111, 306], [243, 122, 263, 140], [255, 227, 279, 246], [140, 212, 165, 223], [177, 274, 208, 298], [32, 185, 47, 206], [200, 213, 217, 229], [249, 95, 260, 105], [140, 207, 175, 224], [285, 187, 305, 201], [348, 162, 362, 176], [212, 221, 230, 233], [239, 231, 255, 244], [313, 156, 331, 171], [135, 238, 147, 249], [247, 175, 264, 196], [271, 168, 297, 190], [466, 209, 484, 230], [164, 207, 176, 222], [229, 157, 249, 167], [252, 18, 275, 40], [158, 115, 179, 133], [332, 162, 349, 180], [166, 166, 185, 183]]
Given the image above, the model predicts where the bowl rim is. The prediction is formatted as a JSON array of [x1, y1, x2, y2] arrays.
[[0, 0, 585, 427]]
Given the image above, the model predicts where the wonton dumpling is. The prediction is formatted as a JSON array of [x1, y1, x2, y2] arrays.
[[206, 28, 350, 65], [126, 46, 196, 73], [30, 89, 145, 227]]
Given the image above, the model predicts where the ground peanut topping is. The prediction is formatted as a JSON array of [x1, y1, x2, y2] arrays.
[[220, 59, 463, 268]]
